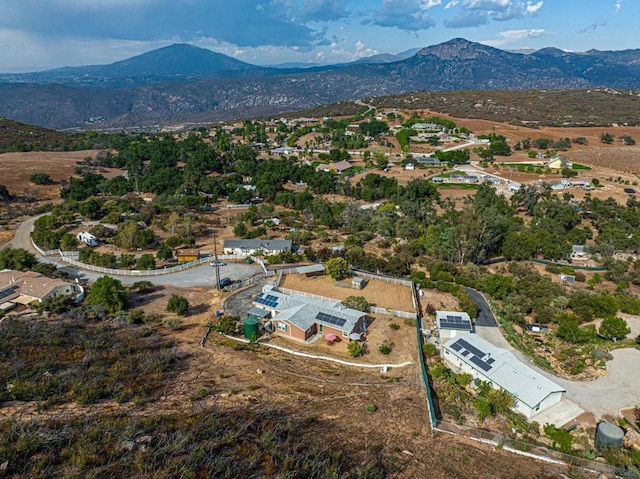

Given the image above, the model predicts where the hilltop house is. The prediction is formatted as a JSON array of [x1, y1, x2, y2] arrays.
[[223, 239, 292, 257], [443, 334, 565, 418], [251, 286, 366, 342]]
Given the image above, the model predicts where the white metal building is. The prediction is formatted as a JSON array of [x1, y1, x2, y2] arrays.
[[443, 334, 565, 419]]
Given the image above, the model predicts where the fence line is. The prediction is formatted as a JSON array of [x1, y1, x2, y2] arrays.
[[351, 269, 413, 287]]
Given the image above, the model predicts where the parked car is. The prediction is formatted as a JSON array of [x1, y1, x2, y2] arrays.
[[219, 277, 232, 288], [210, 261, 227, 266]]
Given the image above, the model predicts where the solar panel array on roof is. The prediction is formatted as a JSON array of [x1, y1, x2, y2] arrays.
[[452, 337, 494, 373], [255, 292, 279, 308], [0, 285, 19, 300], [316, 312, 347, 328], [439, 314, 472, 330]]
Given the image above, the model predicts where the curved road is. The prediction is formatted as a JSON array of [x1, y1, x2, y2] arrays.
[[7, 215, 261, 286], [463, 287, 498, 328]]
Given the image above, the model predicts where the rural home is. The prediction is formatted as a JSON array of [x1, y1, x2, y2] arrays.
[[545, 156, 573, 169], [571, 245, 590, 260], [436, 310, 473, 340], [443, 334, 565, 419], [252, 286, 366, 342], [223, 239, 293, 257], [0, 270, 84, 309], [76, 231, 98, 247]]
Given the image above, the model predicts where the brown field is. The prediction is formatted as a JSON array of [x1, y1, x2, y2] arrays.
[[0, 150, 97, 195], [279, 273, 414, 313]]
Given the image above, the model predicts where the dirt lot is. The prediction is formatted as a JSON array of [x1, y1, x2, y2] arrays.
[[279, 273, 414, 313]]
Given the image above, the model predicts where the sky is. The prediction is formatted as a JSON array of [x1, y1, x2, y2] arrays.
[[0, 0, 637, 72]]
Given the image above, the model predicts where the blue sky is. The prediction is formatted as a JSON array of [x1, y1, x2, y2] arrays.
[[0, 0, 637, 72]]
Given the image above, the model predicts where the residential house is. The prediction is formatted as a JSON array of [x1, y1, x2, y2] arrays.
[[415, 157, 442, 166], [405, 163, 415, 170], [252, 286, 366, 341], [223, 239, 293, 257], [571, 245, 590, 260], [329, 160, 353, 174], [0, 270, 84, 307], [436, 311, 473, 340], [443, 334, 565, 418], [545, 156, 573, 169], [271, 146, 297, 156]]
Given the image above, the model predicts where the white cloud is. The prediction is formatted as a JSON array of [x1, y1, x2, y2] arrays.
[[614, 0, 623, 13], [482, 28, 549, 47], [444, 0, 544, 28], [526, 1, 543, 14]]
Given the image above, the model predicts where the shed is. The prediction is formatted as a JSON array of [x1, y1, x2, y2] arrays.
[[176, 248, 201, 262], [351, 277, 365, 290]]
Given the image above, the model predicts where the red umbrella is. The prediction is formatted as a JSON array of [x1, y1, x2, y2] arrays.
[[324, 333, 338, 342]]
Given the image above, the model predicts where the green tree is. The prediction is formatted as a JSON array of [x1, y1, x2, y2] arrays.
[[0, 248, 38, 270], [599, 316, 630, 341], [29, 172, 53, 185], [342, 295, 369, 312], [600, 133, 614, 144], [59, 233, 79, 251], [166, 294, 189, 316], [156, 243, 173, 261], [326, 257, 348, 281], [136, 253, 156, 270], [87, 276, 128, 314]]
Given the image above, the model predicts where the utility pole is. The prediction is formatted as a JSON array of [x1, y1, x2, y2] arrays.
[[213, 229, 221, 290]]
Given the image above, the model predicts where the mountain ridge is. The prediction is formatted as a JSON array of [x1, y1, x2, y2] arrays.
[[1, 38, 640, 130]]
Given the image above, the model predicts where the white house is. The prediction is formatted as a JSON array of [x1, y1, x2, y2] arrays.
[[76, 231, 98, 247], [443, 334, 565, 419], [223, 239, 293, 257], [436, 311, 473, 340]]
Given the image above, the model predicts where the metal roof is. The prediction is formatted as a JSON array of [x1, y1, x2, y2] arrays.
[[444, 334, 565, 408], [224, 239, 292, 251], [296, 264, 325, 274]]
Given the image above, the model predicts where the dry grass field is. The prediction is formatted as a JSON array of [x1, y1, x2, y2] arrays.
[[279, 273, 414, 313]]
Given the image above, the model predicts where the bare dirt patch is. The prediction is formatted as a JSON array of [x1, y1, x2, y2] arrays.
[[279, 273, 414, 313]]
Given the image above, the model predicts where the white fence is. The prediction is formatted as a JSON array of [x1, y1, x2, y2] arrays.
[[351, 269, 413, 287]]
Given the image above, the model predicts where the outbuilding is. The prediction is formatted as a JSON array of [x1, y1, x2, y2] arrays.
[[443, 334, 565, 418]]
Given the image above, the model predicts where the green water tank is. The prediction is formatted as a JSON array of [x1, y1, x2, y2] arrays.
[[244, 316, 260, 340]]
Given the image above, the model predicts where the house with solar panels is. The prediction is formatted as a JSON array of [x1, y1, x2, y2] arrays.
[[436, 311, 473, 339], [251, 286, 366, 342], [443, 334, 565, 419]]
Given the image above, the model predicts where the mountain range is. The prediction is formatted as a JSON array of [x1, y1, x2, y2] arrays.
[[1, 38, 640, 130]]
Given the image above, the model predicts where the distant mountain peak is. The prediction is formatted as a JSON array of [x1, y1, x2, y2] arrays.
[[533, 47, 569, 57], [416, 38, 499, 60]]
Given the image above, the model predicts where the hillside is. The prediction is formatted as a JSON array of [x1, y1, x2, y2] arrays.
[[0, 116, 71, 151], [2, 38, 640, 130]]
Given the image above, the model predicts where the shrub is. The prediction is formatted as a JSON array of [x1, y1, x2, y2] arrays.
[[166, 294, 189, 316], [366, 404, 377, 413], [163, 317, 182, 330], [341, 295, 369, 312], [347, 341, 363, 358], [388, 322, 400, 330], [422, 343, 438, 357], [378, 340, 392, 355], [29, 172, 53, 185], [404, 317, 416, 327], [214, 315, 239, 335]]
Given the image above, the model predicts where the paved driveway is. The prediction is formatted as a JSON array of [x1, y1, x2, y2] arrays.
[[476, 326, 640, 419], [464, 287, 498, 327], [224, 278, 275, 317]]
